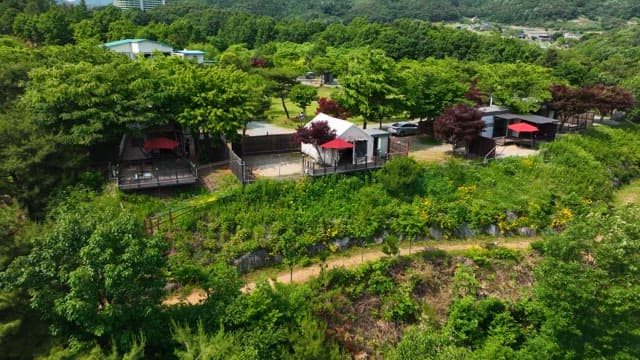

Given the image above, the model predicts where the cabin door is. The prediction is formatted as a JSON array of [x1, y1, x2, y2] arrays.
[[354, 140, 367, 164]]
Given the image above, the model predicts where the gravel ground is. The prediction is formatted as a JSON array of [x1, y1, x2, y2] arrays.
[[244, 152, 303, 179], [239, 128, 539, 180]]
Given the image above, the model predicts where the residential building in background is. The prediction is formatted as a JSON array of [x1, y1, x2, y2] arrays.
[[173, 49, 206, 64], [112, 0, 166, 11], [103, 39, 207, 64], [103, 39, 173, 59]]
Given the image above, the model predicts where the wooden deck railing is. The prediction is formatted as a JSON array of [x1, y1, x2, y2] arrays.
[[303, 153, 405, 177], [113, 158, 198, 190]]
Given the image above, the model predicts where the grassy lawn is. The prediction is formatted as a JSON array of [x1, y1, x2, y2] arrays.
[[265, 86, 338, 128], [263, 85, 416, 129]]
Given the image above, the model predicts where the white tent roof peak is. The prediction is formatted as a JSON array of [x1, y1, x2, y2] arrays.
[[306, 113, 355, 137]]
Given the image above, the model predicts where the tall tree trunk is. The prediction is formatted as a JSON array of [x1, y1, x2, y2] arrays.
[[281, 96, 290, 119], [362, 119, 367, 129]]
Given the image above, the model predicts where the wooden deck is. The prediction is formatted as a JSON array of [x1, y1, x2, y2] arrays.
[[303, 154, 403, 177], [495, 136, 535, 147], [114, 157, 198, 190]]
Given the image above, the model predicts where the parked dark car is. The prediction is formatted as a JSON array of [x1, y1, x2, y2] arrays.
[[387, 122, 419, 136]]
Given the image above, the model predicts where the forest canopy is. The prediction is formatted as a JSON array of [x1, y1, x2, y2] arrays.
[[179, 0, 640, 26], [0, 1, 640, 359]]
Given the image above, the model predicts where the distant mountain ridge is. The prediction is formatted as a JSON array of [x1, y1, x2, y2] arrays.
[[177, 0, 640, 25]]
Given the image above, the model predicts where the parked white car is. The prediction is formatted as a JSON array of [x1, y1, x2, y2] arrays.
[[386, 122, 419, 136]]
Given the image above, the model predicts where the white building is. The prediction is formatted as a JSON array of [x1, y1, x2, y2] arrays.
[[301, 113, 374, 165], [173, 49, 206, 64], [112, 0, 165, 11], [103, 39, 173, 59]]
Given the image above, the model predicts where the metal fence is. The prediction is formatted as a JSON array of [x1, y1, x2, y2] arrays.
[[389, 140, 410, 155], [303, 154, 404, 177], [112, 159, 198, 190], [228, 144, 254, 185]]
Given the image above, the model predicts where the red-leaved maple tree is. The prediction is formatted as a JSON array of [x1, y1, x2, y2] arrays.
[[434, 104, 485, 154]]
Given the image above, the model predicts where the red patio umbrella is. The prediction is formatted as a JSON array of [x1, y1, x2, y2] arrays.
[[508, 122, 538, 133], [144, 137, 180, 151], [320, 138, 353, 149]]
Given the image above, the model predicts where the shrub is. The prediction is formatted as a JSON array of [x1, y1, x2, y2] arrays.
[[382, 290, 419, 323], [375, 157, 424, 199]]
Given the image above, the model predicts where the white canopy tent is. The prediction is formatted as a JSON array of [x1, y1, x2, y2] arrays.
[[301, 113, 374, 165]]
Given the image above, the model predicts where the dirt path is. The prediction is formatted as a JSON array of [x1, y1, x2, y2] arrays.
[[163, 239, 532, 305]]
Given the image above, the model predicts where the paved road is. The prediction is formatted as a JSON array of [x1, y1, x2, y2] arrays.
[[243, 121, 295, 136]]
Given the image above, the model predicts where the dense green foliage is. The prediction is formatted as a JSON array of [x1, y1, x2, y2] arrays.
[[386, 205, 640, 359], [180, 0, 640, 26], [1, 2, 640, 359], [3, 191, 168, 351], [0, 41, 267, 215], [2, 121, 639, 358], [163, 126, 640, 266]]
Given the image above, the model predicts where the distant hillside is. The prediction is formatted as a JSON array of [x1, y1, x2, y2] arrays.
[[177, 0, 640, 26]]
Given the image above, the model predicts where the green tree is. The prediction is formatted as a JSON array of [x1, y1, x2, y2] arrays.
[[274, 229, 304, 283], [399, 59, 470, 122], [381, 234, 399, 257], [0, 44, 37, 109], [21, 59, 162, 145], [285, 314, 345, 360], [390, 201, 424, 254], [474, 62, 557, 113], [375, 156, 423, 199], [172, 321, 257, 360], [106, 18, 137, 42], [201, 261, 244, 323], [12, 13, 43, 44], [2, 191, 167, 350], [534, 206, 640, 359], [71, 19, 102, 43], [0, 109, 81, 216], [218, 44, 252, 70], [176, 65, 267, 140], [310, 56, 333, 86], [0, 199, 52, 359], [88, 5, 123, 42], [37, 5, 73, 45], [271, 41, 309, 73], [256, 66, 299, 120], [289, 84, 317, 119], [337, 47, 403, 129], [387, 326, 469, 360]]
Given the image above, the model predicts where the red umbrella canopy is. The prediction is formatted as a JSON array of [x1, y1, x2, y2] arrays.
[[321, 138, 354, 149], [508, 122, 539, 133], [144, 137, 180, 151]]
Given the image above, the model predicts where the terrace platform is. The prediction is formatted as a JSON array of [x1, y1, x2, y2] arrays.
[[115, 157, 198, 190], [302, 154, 402, 177]]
